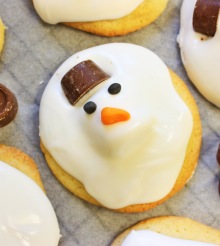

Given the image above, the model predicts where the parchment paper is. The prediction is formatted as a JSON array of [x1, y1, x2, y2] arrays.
[[0, 0, 220, 245]]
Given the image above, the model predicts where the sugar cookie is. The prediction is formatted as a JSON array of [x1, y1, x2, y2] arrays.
[[33, 0, 169, 36], [39, 43, 201, 212], [0, 18, 5, 53], [111, 216, 220, 245], [177, 0, 220, 107], [0, 144, 60, 245]]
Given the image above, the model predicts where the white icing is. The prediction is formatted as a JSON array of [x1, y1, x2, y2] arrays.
[[32, 0, 143, 24], [0, 161, 60, 245], [177, 0, 220, 107], [122, 230, 217, 246], [39, 43, 193, 209]]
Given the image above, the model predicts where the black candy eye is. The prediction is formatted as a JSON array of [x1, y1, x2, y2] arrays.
[[83, 101, 97, 114], [108, 83, 121, 95]]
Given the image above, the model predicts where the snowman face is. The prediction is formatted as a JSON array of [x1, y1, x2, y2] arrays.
[[63, 60, 156, 159], [83, 82, 130, 124]]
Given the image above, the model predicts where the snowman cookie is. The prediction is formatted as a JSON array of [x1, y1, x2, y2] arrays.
[[111, 216, 220, 245], [177, 0, 220, 107], [39, 43, 201, 212], [0, 144, 60, 245], [32, 0, 168, 36]]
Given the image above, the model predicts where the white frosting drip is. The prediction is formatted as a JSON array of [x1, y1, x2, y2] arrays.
[[122, 230, 217, 246], [177, 0, 220, 107], [32, 0, 143, 24], [39, 43, 193, 209], [0, 161, 60, 245]]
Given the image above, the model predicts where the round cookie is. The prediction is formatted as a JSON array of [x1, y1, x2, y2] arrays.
[[39, 43, 202, 213], [111, 216, 220, 245], [0, 144, 60, 245], [0, 18, 5, 52], [177, 0, 220, 107], [0, 144, 44, 190], [33, 0, 168, 36], [64, 0, 169, 36]]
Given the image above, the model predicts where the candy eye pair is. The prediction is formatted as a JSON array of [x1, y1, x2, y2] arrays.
[[83, 83, 121, 114]]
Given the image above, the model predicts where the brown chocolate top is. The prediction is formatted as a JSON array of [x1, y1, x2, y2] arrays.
[[61, 60, 110, 105], [217, 143, 220, 166], [0, 84, 18, 127], [193, 0, 220, 37], [219, 181, 220, 197], [217, 143, 220, 197]]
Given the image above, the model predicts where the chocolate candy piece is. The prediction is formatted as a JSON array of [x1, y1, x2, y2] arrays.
[[0, 84, 18, 127], [217, 143, 220, 197], [219, 181, 220, 197], [216, 143, 220, 166], [193, 0, 220, 37], [61, 60, 110, 105]]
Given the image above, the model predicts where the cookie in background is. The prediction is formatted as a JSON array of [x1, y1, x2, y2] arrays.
[[111, 216, 220, 245], [0, 144, 61, 245], [32, 0, 169, 36], [177, 0, 220, 107], [0, 18, 5, 53]]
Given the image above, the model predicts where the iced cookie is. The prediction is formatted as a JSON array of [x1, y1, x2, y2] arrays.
[[0, 18, 5, 53], [0, 144, 60, 245], [177, 0, 220, 107], [33, 0, 169, 36], [39, 43, 202, 213], [111, 216, 220, 245]]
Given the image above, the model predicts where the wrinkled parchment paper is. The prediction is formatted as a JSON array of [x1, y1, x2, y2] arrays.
[[0, 0, 220, 245]]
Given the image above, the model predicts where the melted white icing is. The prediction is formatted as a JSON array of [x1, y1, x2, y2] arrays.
[[0, 161, 60, 245], [122, 230, 217, 246], [177, 0, 220, 107], [39, 43, 193, 209], [33, 0, 143, 24]]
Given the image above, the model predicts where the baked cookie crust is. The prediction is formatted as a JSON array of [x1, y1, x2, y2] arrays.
[[0, 18, 5, 53], [64, 0, 169, 36], [111, 216, 220, 245], [0, 144, 44, 191]]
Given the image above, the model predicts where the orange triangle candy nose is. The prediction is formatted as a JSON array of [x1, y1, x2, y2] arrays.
[[101, 107, 130, 125]]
